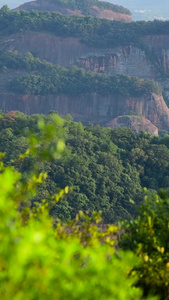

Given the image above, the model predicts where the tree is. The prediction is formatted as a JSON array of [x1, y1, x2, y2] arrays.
[[120, 190, 169, 299], [0, 114, 156, 300]]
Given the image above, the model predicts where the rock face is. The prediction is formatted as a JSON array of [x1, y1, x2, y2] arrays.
[[74, 46, 156, 79], [1, 33, 169, 133], [0, 33, 156, 78], [0, 92, 169, 133], [14, 0, 131, 22], [1, 32, 169, 97], [143, 35, 169, 74], [107, 116, 159, 136], [1, 32, 168, 80]]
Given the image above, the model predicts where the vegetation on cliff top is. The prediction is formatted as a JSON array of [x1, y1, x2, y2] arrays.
[[0, 51, 162, 96], [0, 7, 168, 77], [0, 7, 169, 49], [38, 0, 131, 15]]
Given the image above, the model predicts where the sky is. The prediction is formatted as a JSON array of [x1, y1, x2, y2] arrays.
[[0, 0, 169, 20], [0, 0, 25, 9], [108, 0, 169, 20]]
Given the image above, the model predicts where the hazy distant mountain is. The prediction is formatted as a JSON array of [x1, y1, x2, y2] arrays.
[[107, 0, 169, 21], [1, 0, 169, 21]]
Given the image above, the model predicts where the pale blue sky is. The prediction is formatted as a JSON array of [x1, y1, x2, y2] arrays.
[[0, 0, 27, 9]]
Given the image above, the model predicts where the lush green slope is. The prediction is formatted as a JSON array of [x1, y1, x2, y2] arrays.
[[0, 116, 157, 300], [0, 108, 167, 300], [1, 111, 169, 223]]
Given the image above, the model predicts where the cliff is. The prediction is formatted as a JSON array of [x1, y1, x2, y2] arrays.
[[0, 92, 169, 133], [1, 31, 169, 104], [1, 32, 168, 84], [14, 0, 131, 22], [1, 16, 169, 134]]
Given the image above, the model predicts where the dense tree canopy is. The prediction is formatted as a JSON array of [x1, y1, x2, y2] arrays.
[[0, 114, 157, 299], [0, 111, 169, 223], [42, 0, 131, 15], [0, 8, 168, 49]]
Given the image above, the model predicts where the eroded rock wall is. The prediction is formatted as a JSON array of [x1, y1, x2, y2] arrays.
[[0, 34, 154, 77], [0, 92, 169, 131], [2, 32, 167, 101], [0, 32, 167, 80]]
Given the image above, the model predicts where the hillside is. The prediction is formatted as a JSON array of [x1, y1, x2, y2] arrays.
[[1, 110, 169, 223], [0, 9, 169, 103], [0, 9, 169, 133], [14, 0, 131, 22]]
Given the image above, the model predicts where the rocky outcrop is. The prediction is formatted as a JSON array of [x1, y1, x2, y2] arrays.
[[74, 46, 156, 78], [0, 92, 169, 132], [2, 31, 169, 101], [107, 115, 158, 136], [14, 0, 131, 22], [0, 32, 166, 80]]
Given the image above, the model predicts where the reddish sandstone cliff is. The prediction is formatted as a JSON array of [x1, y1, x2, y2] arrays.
[[0, 92, 169, 133]]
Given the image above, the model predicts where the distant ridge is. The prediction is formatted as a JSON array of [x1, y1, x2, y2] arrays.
[[14, 0, 131, 22]]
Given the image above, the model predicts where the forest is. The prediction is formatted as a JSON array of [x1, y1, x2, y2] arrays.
[[1, 111, 169, 223], [0, 6, 169, 49], [41, 0, 131, 15], [0, 111, 169, 299]]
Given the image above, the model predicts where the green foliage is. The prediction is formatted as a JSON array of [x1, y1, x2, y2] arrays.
[[0, 51, 162, 96], [1, 112, 169, 223], [0, 113, 144, 222], [45, 0, 131, 15], [0, 114, 155, 300], [120, 190, 169, 299], [0, 9, 168, 75], [0, 8, 168, 49], [0, 8, 169, 47]]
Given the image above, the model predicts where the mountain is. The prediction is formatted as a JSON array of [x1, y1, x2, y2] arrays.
[[0, 8, 169, 134], [106, 0, 169, 21], [2, 0, 169, 21], [13, 0, 131, 22]]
